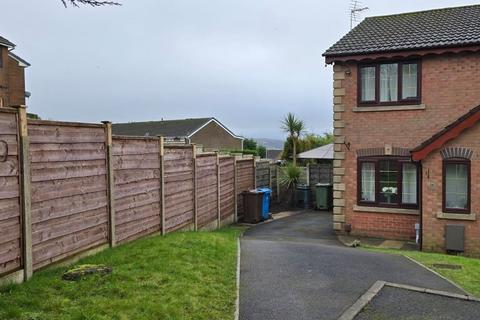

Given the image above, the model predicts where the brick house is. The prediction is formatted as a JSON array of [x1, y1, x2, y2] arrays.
[[323, 5, 480, 256], [0, 36, 30, 107], [113, 117, 244, 151]]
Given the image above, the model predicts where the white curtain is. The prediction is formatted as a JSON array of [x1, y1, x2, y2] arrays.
[[361, 163, 375, 202], [445, 164, 468, 209], [361, 67, 376, 101], [402, 163, 417, 204], [402, 63, 417, 99], [380, 64, 398, 102]]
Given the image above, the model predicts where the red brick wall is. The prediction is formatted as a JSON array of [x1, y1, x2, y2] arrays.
[[422, 123, 480, 257], [7, 55, 26, 106], [0, 47, 26, 107], [338, 52, 480, 241]]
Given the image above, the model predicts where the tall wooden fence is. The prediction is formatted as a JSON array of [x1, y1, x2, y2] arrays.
[[0, 107, 255, 284]]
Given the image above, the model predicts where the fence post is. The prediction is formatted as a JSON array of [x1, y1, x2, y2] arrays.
[[306, 163, 310, 186], [192, 144, 198, 231], [16, 105, 32, 281], [276, 166, 281, 202], [158, 136, 165, 235], [253, 159, 257, 189], [233, 157, 238, 223], [216, 152, 221, 229], [102, 121, 116, 248], [269, 163, 273, 190]]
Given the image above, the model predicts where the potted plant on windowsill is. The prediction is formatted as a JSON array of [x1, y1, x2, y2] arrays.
[[381, 186, 398, 203]]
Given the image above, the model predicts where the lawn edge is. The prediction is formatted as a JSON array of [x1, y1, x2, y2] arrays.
[[235, 237, 241, 320], [402, 254, 471, 296]]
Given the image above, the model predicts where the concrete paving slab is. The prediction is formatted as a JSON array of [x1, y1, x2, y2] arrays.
[[354, 286, 480, 320]]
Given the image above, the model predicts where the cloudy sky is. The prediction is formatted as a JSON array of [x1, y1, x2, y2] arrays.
[[2, 0, 477, 139]]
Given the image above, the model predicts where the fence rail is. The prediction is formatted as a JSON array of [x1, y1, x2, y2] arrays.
[[0, 106, 257, 284]]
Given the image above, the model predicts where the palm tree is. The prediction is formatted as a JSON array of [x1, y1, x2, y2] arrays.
[[281, 113, 304, 165]]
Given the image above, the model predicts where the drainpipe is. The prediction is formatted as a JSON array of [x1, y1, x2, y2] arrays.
[[418, 162, 423, 250]]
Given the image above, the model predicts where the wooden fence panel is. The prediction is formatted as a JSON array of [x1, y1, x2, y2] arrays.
[[196, 154, 218, 228], [219, 156, 235, 221], [236, 159, 255, 216], [309, 162, 333, 186], [164, 146, 194, 232], [29, 122, 109, 270], [255, 160, 270, 188], [112, 137, 161, 244], [0, 111, 22, 276]]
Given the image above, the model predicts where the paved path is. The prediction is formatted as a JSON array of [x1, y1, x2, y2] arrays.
[[239, 211, 463, 320]]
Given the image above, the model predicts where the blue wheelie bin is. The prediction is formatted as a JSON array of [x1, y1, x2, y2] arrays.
[[256, 187, 272, 220]]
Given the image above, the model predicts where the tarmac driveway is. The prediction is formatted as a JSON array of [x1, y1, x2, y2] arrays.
[[239, 211, 464, 320]]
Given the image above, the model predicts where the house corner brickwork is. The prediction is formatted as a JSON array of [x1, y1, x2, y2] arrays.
[[332, 63, 346, 232]]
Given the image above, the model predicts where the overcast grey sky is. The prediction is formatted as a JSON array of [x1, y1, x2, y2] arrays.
[[2, 0, 477, 139]]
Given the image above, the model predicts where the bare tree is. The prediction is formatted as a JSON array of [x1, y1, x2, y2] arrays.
[[61, 0, 121, 7]]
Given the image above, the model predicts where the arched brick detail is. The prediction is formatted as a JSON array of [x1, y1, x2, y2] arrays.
[[356, 147, 410, 157], [440, 147, 474, 160]]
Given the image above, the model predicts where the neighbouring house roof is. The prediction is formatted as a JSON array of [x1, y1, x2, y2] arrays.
[[0, 36, 15, 48], [112, 117, 244, 140], [266, 149, 282, 160], [323, 5, 480, 60], [8, 52, 30, 68], [297, 143, 334, 160], [411, 104, 480, 161]]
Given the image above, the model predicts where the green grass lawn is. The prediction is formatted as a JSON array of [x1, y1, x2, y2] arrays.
[[362, 246, 480, 297], [0, 227, 243, 320]]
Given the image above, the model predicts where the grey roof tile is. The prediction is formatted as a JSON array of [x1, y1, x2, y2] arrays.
[[0, 36, 15, 48], [324, 5, 480, 57], [112, 118, 213, 137]]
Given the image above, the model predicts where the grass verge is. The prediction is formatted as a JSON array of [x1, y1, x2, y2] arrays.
[[362, 246, 480, 297], [0, 226, 244, 320]]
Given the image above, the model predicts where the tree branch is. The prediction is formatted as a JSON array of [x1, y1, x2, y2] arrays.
[[61, 0, 121, 7]]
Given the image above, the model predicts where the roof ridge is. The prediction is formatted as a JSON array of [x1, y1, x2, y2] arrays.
[[365, 4, 480, 20]]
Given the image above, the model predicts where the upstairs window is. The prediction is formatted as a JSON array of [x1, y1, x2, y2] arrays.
[[358, 158, 419, 209], [358, 61, 420, 105]]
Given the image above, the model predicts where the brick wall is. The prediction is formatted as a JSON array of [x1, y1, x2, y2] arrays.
[[422, 122, 480, 257], [332, 52, 480, 241], [0, 47, 26, 107]]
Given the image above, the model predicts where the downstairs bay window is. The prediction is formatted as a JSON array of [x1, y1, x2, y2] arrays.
[[358, 158, 419, 208]]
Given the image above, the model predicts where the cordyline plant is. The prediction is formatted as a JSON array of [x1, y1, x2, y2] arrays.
[[60, 0, 121, 7], [281, 113, 304, 166], [279, 163, 303, 206]]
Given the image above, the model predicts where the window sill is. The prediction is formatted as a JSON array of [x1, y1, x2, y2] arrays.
[[354, 104, 426, 112], [436, 212, 476, 221], [353, 205, 420, 215]]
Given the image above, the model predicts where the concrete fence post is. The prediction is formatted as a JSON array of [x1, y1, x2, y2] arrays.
[[158, 136, 165, 235], [102, 121, 116, 248], [216, 152, 221, 229], [15, 105, 33, 280], [192, 144, 198, 231]]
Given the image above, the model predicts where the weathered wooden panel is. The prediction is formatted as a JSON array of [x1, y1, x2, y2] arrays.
[[255, 160, 271, 188], [28, 123, 105, 144], [29, 122, 109, 270], [29, 144, 106, 163], [309, 162, 333, 186], [220, 157, 235, 220], [236, 159, 255, 216], [112, 137, 161, 244], [164, 147, 194, 232], [0, 111, 21, 276], [196, 155, 218, 228]]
